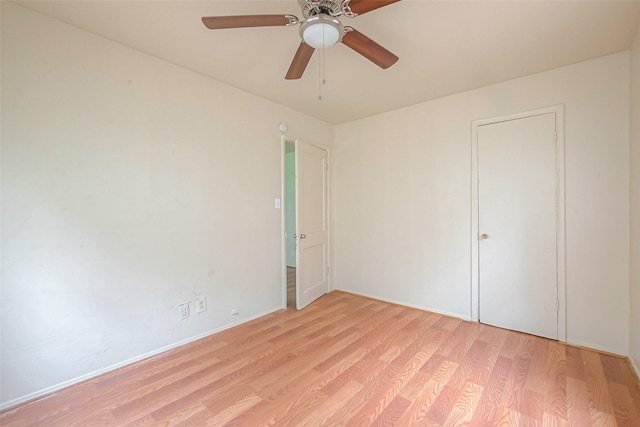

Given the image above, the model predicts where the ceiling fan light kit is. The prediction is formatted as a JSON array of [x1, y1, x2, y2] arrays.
[[300, 14, 344, 49], [201, 0, 400, 80]]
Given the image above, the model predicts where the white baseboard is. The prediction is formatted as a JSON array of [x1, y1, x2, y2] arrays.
[[0, 306, 283, 412], [335, 288, 471, 321], [564, 338, 626, 357]]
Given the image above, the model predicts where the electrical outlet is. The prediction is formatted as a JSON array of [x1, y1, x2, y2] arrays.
[[178, 303, 190, 320], [196, 297, 207, 313]]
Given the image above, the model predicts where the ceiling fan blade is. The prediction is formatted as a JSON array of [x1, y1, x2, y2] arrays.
[[347, 0, 401, 15], [285, 42, 315, 80], [341, 28, 398, 69], [202, 15, 292, 30]]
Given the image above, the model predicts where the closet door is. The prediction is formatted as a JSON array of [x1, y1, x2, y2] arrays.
[[477, 112, 558, 340]]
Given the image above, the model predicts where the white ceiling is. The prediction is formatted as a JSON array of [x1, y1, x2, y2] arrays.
[[12, 0, 640, 124]]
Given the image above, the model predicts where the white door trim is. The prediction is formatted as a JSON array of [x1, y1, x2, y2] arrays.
[[470, 105, 566, 342]]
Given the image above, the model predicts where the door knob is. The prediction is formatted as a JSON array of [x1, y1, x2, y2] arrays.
[[300, 234, 307, 239], [480, 233, 489, 240]]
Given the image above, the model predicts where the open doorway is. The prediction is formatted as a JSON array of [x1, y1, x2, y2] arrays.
[[285, 141, 296, 308], [282, 138, 329, 310]]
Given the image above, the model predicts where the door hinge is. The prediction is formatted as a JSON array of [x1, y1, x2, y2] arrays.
[[326, 266, 329, 274], [326, 161, 329, 170], [556, 298, 559, 312], [554, 130, 558, 143]]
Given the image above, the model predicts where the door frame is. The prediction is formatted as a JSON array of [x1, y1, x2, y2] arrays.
[[470, 105, 566, 342], [280, 136, 332, 309]]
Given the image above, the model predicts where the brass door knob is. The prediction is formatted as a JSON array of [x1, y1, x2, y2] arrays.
[[480, 233, 489, 240]]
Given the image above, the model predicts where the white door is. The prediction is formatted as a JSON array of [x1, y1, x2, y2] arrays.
[[295, 140, 329, 309], [477, 112, 558, 340]]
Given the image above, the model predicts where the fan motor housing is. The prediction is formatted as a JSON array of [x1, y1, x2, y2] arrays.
[[300, 0, 342, 18]]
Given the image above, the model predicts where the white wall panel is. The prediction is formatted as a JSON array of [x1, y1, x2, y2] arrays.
[[335, 53, 630, 355], [0, 3, 333, 407]]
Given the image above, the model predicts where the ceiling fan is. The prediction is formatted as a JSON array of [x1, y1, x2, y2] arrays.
[[201, 0, 400, 80]]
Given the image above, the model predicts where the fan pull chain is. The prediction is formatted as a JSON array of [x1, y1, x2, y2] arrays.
[[318, 48, 323, 101], [318, 25, 327, 101], [323, 45, 327, 86]]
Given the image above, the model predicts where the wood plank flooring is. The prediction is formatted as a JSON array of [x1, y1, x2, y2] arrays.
[[2, 291, 639, 426]]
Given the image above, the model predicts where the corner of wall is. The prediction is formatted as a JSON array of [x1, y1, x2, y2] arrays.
[[629, 24, 640, 378]]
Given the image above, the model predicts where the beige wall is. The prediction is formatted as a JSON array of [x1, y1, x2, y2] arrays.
[[0, 3, 333, 407], [630, 26, 640, 376], [334, 52, 630, 356]]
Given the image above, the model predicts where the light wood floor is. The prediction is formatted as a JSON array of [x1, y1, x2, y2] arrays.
[[2, 291, 639, 426]]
